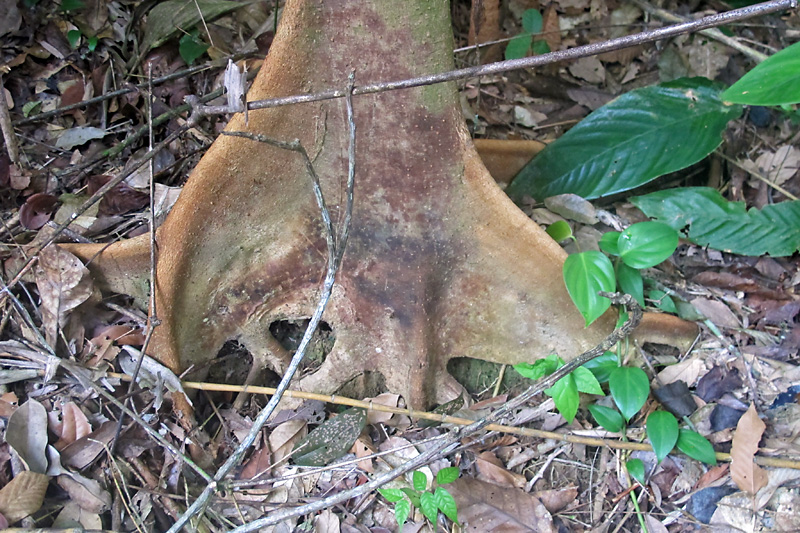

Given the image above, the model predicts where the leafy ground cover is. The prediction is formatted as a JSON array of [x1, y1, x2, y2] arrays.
[[1, 0, 800, 531]]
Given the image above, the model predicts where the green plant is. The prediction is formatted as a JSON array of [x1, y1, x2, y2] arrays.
[[179, 28, 210, 65], [505, 9, 550, 60], [378, 467, 460, 532]]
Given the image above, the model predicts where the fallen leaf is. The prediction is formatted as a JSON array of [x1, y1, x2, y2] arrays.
[[541, 3, 561, 51], [56, 473, 111, 514], [34, 245, 94, 346], [293, 408, 367, 466], [475, 451, 526, 489], [690, 298, 740, 329], [0, 471, 49, 524], [53, 126, 106, 150], [54, 401, 92, 450], [533, 486, 578, 514], [448, 477, 556, 532], [568, 56, 605, 84], [240, 442, 272, 480], [730, 403, 768, 494], [19, 193, 59, 230], [657, 356, 705, 387], [268, 419, 307, 464], [60, 421, 117, 470], [6, 399, 49, 474], [753, 145, 800, 186], [52, 501, 103, 529], [314, 508, 340, 533]]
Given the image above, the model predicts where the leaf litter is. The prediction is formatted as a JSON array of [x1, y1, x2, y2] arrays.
[[0, 0, 799, 531]]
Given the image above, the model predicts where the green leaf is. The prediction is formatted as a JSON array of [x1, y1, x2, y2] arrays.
[[618, 222, 679, 269], [434, 487, 458, 523], [532, 40, 550, 55], [546, 220, 573, 242], [507, 80, 743, 201], [514, 354, 562, 381], [626, 458, 646, 485], [379, 488, 406, 503], [582, 351, 618, 383], [545, 374, 580, 423], [609, 366, 650, 421], [394, 499, 410, 531], [632, 187, 800, 256], [505, 34, 531, 60], [599, 232, 621, 256], [420, 491, 438, 524], [86, 35, 98, 51], [722, 41, 800, 105], [588, 404, 625, 432], [413, 470, 427, 492], [179, 29, 209, 65], [648, 290, 677, 314], [615, 310, 629, 329], [436, 467, 459, 486], [563, 251, 615, 326], [677, 429, 717, 465], [402, 488, 421, 508], [67, 29, 82, 49], [615, 262, 644, 308], [572, 366, 604, 395], [646, 410, 679, 463], [521, 9, 543, 34], [141, 0, 247, 53], [22, 101, 42, 118], [293, 408, 367, 466]]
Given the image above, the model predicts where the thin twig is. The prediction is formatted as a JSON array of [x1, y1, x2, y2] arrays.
[[165, 75, 359, 533], [180, 1, 795, 117], [229, 292, 643, 532]]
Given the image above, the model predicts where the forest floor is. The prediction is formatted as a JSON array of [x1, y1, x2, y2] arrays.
[[1, 0, 799, 531]]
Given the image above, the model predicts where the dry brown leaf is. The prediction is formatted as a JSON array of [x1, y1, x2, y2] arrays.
[[690, 298, 740, 329], [0, 392, 18, 418], [60, 421, 117, 470], [695, 464, 729, 490], [313, 509, 340, 533], [730, 403, 768, 494], [54, 401, 92, 450], [0, 471, 49, 524], [268, 419, 307, 464], [534, 486, 578, 514], [657, 356, 705, 387], [240, 445, 272, 481], [365, 393, 405, 426], [353, 436, 375, 473], [541, 3, 561, 51], [643, 514, 669, 533], [34, 245, 94, 346], [56, 474, 111, 514], [475, 451, 526, 489], [448, 477, 556, 532], [6, 399, 49, 474], [468, 0, 502, 63]]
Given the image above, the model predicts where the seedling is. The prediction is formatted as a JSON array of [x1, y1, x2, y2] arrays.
[[378, 467, 459, 532], [505, 9, 550, 60]]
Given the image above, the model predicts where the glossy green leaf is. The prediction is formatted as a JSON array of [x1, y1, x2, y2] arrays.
[[545, 374, 579, 423], [434, 487, 458, 523], [413, 470, 427, 492], [514, 354, 562, 381], [420, 491, 438, 524], [573, 366, 604, 395], [588, 404, 625, 432], [546, 220, 573, 242], [648, 290, 677, 314], [646, 410, 679, 463], [505, 34, 531, 60], [616, 262, 644, 308], [609, 367, 650, 421], [395, 499, 410, 531], [626, 458, 646, 485], [507, 80, 742, 200], [436, 467, 459, 485], [293, 408, 366, 466], [618, 222, 679, 269], [379, 488, 405, 503], [563, 251, 615, 326], [632, 187, 800, 256], [615, 310, 629, 329], [582, 351, 618, 383], [677, 429, 717, 465], [522, 9, 543, 34], [402, 488, 421, 508], [86, 35, 98, 51], [599, 232, 621, 256], [61, 0, 85, 11], [722, 41, 800, 105]]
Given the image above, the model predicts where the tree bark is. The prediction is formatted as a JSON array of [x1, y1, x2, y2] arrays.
[[64, 0, 694, 408]]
